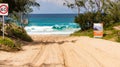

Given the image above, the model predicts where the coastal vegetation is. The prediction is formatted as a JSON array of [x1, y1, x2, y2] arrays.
[[64, 0, 120, 42], [0, 37, 21, 51], [0, 0, 40, 51]]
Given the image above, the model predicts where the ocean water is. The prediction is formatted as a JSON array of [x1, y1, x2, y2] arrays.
[[25, 14, 80, 35]]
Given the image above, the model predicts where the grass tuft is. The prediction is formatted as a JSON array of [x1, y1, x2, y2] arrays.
[[0, 37, 21, 51]]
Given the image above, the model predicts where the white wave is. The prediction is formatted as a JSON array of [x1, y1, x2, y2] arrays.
[[25, 26, 53, 32], [25, 26, 80, 35], [26, 31, 74, 35]]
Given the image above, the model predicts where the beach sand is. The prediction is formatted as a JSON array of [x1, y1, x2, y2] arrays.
[[0, 35, 120, 67]]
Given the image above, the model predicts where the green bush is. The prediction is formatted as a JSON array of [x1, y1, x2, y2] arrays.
[[71, 29, 93, 37], [0, 37, 15, 48], [116, 31, 120, 42], [12, 28, 33, 42], [5, 23, 33, 42], [0, 37, 21, 51], [74, 11, 120, 31]]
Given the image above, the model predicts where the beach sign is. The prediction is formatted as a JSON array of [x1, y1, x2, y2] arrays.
[[93, 23, 103, 38], [0, 3, 8, 39], [0, 3, 8, 15]]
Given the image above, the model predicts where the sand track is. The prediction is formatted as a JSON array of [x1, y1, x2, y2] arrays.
[[0, 35, 120, 67]]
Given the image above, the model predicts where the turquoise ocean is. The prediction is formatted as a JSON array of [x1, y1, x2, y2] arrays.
[[25, 14, 80, 35]]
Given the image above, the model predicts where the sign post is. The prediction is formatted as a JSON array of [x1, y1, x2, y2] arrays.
[[93, 23, 103, 38], [2, 15, 4, 39], [0, 3, 8, 39]]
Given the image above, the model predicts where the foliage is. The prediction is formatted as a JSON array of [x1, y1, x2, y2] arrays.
[[64, 0, 86, 14], [0, 37, 14, 48], [104, 0, 120, 23], [11, 28, 33, 42], [0, 0, 36, 51], [105, 22, 119, 42], [5, 23, 33, 42], [0, 37, 21, 51], [71, 22, 120, 42], [71, 29, 93, 37], [0, 0, 40, 14], [65, 0, 120, 31], [74, 12, 105, 30], [0, 23, 32, 51], [0, 23, 32, 42], [0, 0, 40, 28], [116, 30, 120, 42]]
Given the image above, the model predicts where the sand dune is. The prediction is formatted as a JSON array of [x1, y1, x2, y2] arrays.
[[0, 35, 120, 67]]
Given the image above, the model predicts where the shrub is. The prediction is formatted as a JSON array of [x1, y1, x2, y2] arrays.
[[71, 29, 93, 37], [5, 23, 33, 42], [0, 37, 15, 48], [12, 28, 33, 42], [116, 31, 120, 42], [0, 37, 21, 51], [74, 11, 120, 31]]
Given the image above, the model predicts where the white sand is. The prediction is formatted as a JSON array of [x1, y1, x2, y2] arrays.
[[0, 35, 120, 67]]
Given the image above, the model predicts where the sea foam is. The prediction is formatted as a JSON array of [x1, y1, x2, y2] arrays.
[[25, 25, 80, 35]]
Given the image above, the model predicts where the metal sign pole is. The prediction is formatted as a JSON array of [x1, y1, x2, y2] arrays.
[[2, 15, 4, 39], [0, 3, 8, 39]]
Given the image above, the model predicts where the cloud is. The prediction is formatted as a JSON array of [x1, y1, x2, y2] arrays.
[[32, 0, 77, 14]]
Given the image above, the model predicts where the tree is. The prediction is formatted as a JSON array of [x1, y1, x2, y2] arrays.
[[0, 0, 40, 27], [1, 0, 40, 14], [104, 0, 120, 22], [65, 0, 120, 31], [64, 0, 86, 15]]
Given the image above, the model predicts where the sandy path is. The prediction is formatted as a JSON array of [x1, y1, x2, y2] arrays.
[[0, 35, 120, 67]]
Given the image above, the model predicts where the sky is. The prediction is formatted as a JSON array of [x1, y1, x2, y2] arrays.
[[31, 0, 77, 14]]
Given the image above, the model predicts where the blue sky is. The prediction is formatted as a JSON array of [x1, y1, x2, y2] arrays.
[[31, 0, 77, 14]]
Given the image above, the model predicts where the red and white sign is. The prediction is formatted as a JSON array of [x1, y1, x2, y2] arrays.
[[0, 3, 8, 15]]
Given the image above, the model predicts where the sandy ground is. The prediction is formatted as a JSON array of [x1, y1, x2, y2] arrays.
[[0, 35, 120, 67], [114, 26, 120, 30]]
